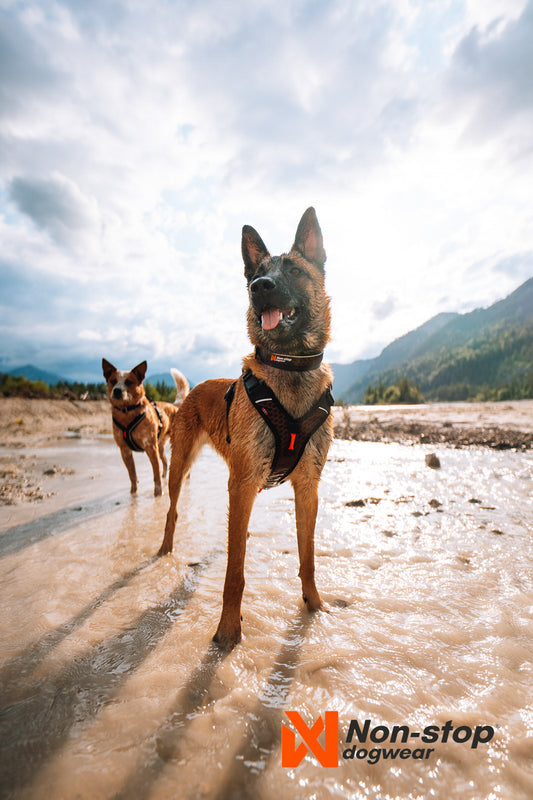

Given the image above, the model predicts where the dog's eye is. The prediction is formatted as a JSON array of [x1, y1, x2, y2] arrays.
[[125, 379, 133, 387], [110, 378, 117, 386], [290, 266, 302, 276]]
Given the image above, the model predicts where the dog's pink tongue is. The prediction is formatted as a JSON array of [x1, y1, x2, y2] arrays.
[[261, 308, 281, 330]]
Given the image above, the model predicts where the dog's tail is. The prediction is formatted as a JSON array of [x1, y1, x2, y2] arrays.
[[170, 368, 189, 406]]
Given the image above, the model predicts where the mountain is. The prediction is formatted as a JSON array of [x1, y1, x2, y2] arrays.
[[5, 364, 66, 385], [330, 358, 375, 397], [334, 277, 533, 403], [331, 312, 459, 398]]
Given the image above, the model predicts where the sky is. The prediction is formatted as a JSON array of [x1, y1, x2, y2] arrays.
[[1, 0, 532, 383]]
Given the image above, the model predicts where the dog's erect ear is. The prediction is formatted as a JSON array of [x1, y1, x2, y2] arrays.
[[131, 361, 147, 383], [102, 358, 117, 380], [242, 225, 270, 282], [292, 207, 326, 270]]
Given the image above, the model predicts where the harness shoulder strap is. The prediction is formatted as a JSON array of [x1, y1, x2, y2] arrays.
[[151, 402, 164, 439], [224, 380, 237, 443]]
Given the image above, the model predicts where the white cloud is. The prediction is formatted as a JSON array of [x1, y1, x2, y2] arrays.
[[447, 1, 533, 144], [9, 173, 99, 248], [0, 0, 532, 378]]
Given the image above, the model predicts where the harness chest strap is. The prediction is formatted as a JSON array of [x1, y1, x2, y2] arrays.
[[225, 370, 334, 489], [113, 411, 146, 452], [112, 402, 164, 453]]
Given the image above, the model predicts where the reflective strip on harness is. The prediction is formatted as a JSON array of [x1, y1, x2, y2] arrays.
[[241, 369, 334, 489]]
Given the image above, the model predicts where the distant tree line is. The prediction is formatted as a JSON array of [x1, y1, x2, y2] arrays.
[[0, 373, 107, 399], [364, 378, 425, 405], [0, 372, 179, 402], [363, 373, 533, 404], [430, 374, 533, 402], [144, 381, 177, 403]]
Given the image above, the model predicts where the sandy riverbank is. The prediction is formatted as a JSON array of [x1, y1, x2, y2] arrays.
[[0, 399, 110, 506], [0, 397, 111, 448], [1, 396, 532, 449], [0, 397, 532, 506]]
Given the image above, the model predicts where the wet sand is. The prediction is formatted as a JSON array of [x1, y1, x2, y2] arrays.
[[0, 399, 532, 799]]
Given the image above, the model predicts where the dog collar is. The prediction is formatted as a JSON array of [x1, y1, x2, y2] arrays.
[[254, 346, 324, 371], [116, 401, 143, 413]]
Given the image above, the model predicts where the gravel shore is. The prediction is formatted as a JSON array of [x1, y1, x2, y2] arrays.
[[333, 400, 533, 450]]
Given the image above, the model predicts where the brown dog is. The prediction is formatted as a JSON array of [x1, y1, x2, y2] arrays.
[[102, 359, 189, 496], [158, 207, 334, 649]]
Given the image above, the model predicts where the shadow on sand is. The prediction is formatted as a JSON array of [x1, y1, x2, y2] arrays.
[[0, 549, 222, 796], [0, 491, 126, 558], [113, 608, 313, 800]]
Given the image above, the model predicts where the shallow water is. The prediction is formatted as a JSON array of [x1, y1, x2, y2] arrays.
[[0, 438, 532, 799]]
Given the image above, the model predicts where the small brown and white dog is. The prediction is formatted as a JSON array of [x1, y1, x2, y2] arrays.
[[102, 359, 189, 496]]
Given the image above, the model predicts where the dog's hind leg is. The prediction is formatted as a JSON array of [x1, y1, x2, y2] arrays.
[[158, 428, 205, 555], [120, 447, 138, 494], [213, 475, 258, 650], [159, 438, 168, 480], [292, 474, 322, 612]]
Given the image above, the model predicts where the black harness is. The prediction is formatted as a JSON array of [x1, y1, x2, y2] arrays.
[[112, 402, 164, 452], [225, 368, 334, 489]]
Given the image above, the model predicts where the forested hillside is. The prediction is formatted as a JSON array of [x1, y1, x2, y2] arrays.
[[336, 278, 533, 403]]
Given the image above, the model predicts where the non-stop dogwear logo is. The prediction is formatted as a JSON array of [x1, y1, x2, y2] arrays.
[[281, 712, 495, 768], [281, 711, 339, 767]]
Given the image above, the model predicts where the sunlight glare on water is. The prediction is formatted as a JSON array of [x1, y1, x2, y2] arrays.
[[0, 439, 532, 799]]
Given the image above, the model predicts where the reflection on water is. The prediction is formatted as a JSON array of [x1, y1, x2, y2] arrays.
[[0, 441, 532, 799]]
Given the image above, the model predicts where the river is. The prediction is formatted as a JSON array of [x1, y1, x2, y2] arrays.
[[0, 437, 532, 799]]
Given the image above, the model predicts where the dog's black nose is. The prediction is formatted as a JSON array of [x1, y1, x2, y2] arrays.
[[112, 387, 123, 399], [250, 276, 275, 296]]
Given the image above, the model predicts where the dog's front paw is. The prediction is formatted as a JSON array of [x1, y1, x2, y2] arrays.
[[302, 591, 322, 612], [154, 485, 163, 497], [157, 541, 173, 556], [212, 625, 241, 651]]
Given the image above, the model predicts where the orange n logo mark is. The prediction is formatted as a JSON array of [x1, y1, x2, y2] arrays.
[[288, 433, 297, 451], [281, 711, 339, 767]]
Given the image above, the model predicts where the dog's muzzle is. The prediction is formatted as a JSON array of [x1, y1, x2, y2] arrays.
[[250, 275, 276, 301], [112, 387, 123, 400], [250, 276, 297, 332]]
